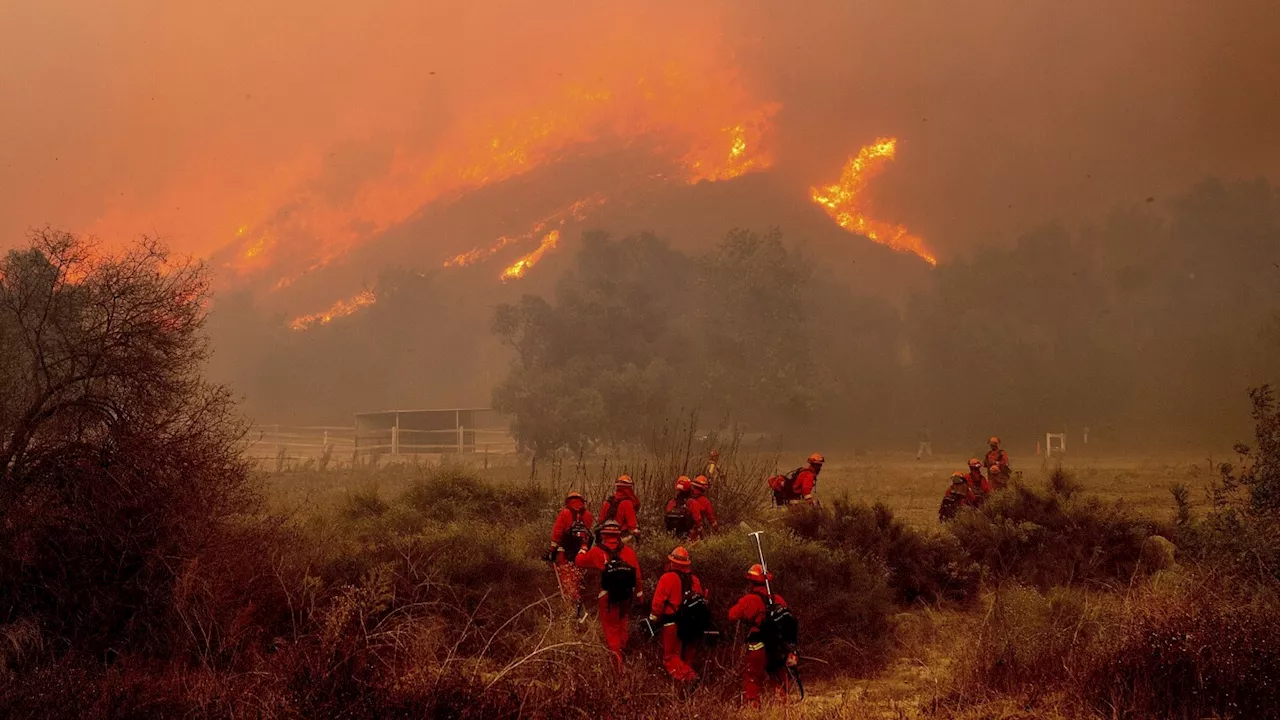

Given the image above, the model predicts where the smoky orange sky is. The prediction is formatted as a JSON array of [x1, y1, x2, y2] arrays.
[[2, 0, 1278, 279]]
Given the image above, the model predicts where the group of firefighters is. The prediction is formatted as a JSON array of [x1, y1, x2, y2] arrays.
[[546, 449, 809, 708], [545, 441, 1012, 706], [938, 436, 1013, 521]]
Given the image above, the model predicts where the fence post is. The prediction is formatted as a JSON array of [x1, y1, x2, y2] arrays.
[[391, 426, 399, 456], [457, 425, 464, 455]]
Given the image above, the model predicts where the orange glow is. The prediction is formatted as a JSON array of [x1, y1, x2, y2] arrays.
[[501, 230, 560, 281], [683, 104, 779, 183], [811, 138, 936, 266], [288, 289, 377, 331]]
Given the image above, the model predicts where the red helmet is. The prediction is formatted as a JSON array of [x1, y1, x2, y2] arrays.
[[709, 449, 720, 460], [565, 490, 584, 504], [989, 436, 1001, 446], [667, 546, 692, 566], [968, 457, 982, 469], [599, 520, 623, 536], [807, 453, 825, 465], [951, 472, 967, 484], [616, 475, 634, 488], [745, 563, 774, 583], [692, 475, 710, 491], [674, 475, 692, 492]]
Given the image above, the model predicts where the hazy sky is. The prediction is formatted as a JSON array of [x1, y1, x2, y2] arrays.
[[3, 0, 1277, 269]]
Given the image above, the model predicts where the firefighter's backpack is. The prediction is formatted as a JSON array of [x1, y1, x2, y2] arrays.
[[768, 468, 805, 506], [600, 548, 637, 604], [674, 572, 712, 643], [760, 600, 799, 666], [664, 496, 695, 536]]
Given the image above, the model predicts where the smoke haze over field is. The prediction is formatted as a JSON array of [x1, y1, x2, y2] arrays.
[[2, 1, 1279, 444]]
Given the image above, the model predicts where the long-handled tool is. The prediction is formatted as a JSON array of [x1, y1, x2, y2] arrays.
[[748, 530, 772, 597]]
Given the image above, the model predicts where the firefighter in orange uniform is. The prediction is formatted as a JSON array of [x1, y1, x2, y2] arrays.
[[939, 472, 976, 521], [728, 564, 794, 708], [984, 436, 1011, 489], [649, 546, 706, 683], [575, 520, 642, 674], [965, 458, 993, 503], [689, 475, 718, 539], [599, 475, 640, 542], [793, 453, 824, 503], [548, 490, 593, 604]]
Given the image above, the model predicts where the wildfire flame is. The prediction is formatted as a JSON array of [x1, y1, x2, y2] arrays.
[[288, 289, 377, 331], [501, 230, 560, 281], [811, 138, 936, 266], [444, 195, 605, 270]]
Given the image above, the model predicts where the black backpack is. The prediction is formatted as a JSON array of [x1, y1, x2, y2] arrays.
[[771, 468, 804, 506], [760, 599, 799, 668], [560, 509, 592, 558], [600, 547, 637, 605], [664, 495, 695, 536], [674, 572, 711, 643]]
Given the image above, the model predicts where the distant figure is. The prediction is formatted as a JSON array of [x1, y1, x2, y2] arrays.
[[703, 449, 723, 486], [916, 426, 933, 460], [939, 472, 976, 521], [1083, 426, 1090, 445]]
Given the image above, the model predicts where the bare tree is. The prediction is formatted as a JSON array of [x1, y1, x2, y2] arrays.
[[0, 229, 255, 653]]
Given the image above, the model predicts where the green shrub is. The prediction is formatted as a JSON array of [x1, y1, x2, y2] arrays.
[[948, 471, 1153, 588], [401, 463, 549, 524], [636, 529, 895, 675], [782, 496, 980, 604]]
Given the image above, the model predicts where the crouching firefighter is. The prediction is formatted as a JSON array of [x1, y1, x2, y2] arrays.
[[575, 520, 642, 674], [938, 472, 976, 522], [729, 564, 800, 708], [648, 546, 711, 684], [547, 490, 593, 608], [768, 453, 823, 506]]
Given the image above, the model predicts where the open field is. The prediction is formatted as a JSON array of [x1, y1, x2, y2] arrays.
[[261, 450, 1221, 528]]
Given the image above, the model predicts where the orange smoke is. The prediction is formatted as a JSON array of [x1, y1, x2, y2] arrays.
[[501, 230, 560, 281], [288, 289, 377, 331], [811, 138, 936, 266]]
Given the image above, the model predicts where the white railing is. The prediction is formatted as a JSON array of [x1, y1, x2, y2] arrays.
[[353, 427, 517, 456]]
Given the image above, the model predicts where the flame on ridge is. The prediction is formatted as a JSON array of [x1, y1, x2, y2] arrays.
[[501, 230, 560, 281], [810, 138, 936, 266], [288, 289, 377, 331]]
